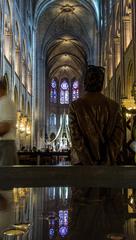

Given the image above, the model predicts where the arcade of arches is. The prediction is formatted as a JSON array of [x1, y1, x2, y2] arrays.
[[0, 0, 135, 150]]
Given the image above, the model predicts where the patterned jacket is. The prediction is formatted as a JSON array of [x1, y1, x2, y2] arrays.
[[69, 92, 124, 165]]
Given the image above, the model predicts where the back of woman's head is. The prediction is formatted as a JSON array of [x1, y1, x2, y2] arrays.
[[84, 65, 105, 92]]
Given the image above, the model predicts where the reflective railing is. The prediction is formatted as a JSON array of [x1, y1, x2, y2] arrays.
[[0, 166, 136, 240], [0, 165, 136, 188]]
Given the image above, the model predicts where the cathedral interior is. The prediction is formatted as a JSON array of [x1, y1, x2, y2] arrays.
[[1, 0, 136, 239]]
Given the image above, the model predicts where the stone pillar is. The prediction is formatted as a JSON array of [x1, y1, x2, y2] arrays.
[[108, 53, 113, 80], [122, 15, 131, 50], [32, 28, 37, 146], [114, 36, 120, 68]]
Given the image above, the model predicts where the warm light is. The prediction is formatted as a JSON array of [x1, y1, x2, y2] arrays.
[[130, 197, 134, 204], [63, 39, 70, 43], [3, 230, 25, 236], [122, 98, 136, 109], [62, 66, 69, 70], [20, 122, 25, 133], [13, 188, 30, 204], [26, 124, 31, 135], [60, 4, 75, 13], [126, 113, 131, 118]]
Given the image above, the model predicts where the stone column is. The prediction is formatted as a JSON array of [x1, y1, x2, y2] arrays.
[[122, 15, 131, 50], [114, 36, 120, 68], [108, 53, 113, 80]]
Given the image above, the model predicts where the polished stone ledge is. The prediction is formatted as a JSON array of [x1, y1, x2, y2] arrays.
[[0, 166, 136, 188]]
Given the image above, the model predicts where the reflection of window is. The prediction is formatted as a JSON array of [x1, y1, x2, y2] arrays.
[[50, 113, 56, 126], [48, 187, 56, 200], [66, 114, 69, 126], [60, 80, 69, 104], [50, 79, 57, 103], [72, 80, 79, 101], [59, 210, 68, 238]]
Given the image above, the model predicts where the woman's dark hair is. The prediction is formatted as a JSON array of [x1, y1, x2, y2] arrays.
[[84, 65, 105, 92]]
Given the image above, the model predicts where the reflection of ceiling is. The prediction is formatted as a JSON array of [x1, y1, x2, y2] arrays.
[[34, 0, 99, 81]]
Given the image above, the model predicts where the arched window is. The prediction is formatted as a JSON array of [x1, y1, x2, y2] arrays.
[[4, 73, 9, 93], [14, 86, 18, 109], [15, 21, 20, 76], [27, 54, 32, 94], [50, 79, 57, 103], [127, 61, 134, 98], [72, 80, 79, 101], [4, 0, 12, 62], [50, 113, 56, 126], [58, 210, 68, 238], [123, 0, 132, 49], [60, 79, 69, 104], [22, 40, 26, 85]]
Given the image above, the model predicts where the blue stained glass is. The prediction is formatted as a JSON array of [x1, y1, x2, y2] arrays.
[[50, 113, 56, 126], [73, 80, 79, 89], [72, 80, 79, 101], [61, 80, 68, 90], [50, 80, 57, 103], [49, 228, 55, 238], [60, 81, 69, 104], [51, 79, 56, 88], [58, 210, 69, 237], [60, 90, 65, 104], [59, 226, 68, 237]]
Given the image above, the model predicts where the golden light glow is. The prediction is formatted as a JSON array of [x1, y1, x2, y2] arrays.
[[3, 229, 25, 236], [60, 4, 75, 13], [13, 223, 31, 231], [26, 124, 31, 135], [62, 66, 69, 70], [122, 98, 136, 109], [13, 188, 30, 204]]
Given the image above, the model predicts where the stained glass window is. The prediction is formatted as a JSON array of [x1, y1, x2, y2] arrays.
[[59, 210, 69, 238], [60, 80, 69, 104], [50, 113, 56, 126], [50, 79, 57, 103], [72, 80, 79, 101]]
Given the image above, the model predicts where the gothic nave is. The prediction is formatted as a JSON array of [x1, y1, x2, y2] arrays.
[[0, 0, 136, 240]]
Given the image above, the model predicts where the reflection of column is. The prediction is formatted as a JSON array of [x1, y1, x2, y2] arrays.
[[122, 15, 132, 50], [114, 37, 120, 68]]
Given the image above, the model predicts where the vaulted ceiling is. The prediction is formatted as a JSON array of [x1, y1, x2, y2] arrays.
[[33, 0, 99, 82]]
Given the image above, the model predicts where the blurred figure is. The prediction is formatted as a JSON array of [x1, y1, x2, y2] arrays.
[[69, 65, 125, 240], [0, 75, 18, 165]]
